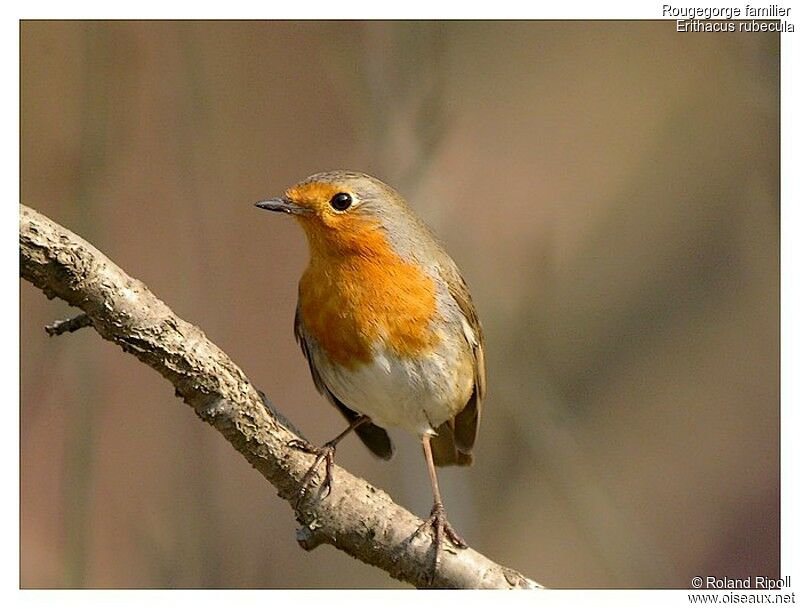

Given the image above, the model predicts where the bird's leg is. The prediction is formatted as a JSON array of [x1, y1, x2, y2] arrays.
[[412, 434, 468, 586], [288, 414, 370, 508]]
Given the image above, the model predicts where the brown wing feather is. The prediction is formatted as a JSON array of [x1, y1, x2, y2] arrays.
[[294, 304, 393, 460], [431, 262, 485, 467]]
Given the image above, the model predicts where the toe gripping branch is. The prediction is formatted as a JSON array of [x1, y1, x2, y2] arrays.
[[288, 414, 370, 508], [288, 438, 338, 508], [411, 500, 468, 586]]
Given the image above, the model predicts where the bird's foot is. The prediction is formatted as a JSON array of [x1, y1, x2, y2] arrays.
[[287, 438, 337, 509], [412, 501, 468, 586]]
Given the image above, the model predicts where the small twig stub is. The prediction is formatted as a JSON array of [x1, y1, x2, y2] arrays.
[[45, 312, 93, 336]]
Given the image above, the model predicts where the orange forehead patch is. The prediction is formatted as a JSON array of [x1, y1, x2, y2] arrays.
[[285, 179, 377, 251], [286, 181, 344, 210]]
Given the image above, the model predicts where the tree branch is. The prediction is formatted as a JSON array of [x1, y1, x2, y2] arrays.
[[19, 204, 544, 589]]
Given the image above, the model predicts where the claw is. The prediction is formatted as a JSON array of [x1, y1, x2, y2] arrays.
[[289, 439, 337, 509], [288, 438, 314, 451], [412, 502, 468, 586], [287, 416, 370, 510]]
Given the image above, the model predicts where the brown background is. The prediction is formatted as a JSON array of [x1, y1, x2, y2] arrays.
[[20, 21, 779, 588]]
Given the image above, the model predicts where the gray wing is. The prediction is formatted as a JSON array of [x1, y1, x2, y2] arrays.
[[294, 305, 393, 460], [429, 260, 485, 467]]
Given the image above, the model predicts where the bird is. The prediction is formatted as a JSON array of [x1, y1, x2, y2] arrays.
[[255, 170, 485, 584]]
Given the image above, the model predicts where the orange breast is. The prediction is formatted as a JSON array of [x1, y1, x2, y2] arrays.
[[298, 223, 440, 369]]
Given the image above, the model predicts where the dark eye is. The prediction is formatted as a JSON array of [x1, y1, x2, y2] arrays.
[[330, 192, 352, 211]]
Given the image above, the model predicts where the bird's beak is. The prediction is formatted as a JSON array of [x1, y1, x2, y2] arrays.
[[254, 198, 311, 216]]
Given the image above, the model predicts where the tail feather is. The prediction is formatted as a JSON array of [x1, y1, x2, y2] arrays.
[[430, 420, 473, 467]]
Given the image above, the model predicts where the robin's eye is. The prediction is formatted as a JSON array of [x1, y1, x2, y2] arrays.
[[330, 192, 352, 211]]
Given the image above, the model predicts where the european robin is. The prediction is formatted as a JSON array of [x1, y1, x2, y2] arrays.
[[255, 171, 485, 583]]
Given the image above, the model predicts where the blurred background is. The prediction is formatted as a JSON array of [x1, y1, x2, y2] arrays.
[[20, 21, 779, 588]]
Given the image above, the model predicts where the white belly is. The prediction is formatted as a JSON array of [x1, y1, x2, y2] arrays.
[[313, 341, 473, 436]]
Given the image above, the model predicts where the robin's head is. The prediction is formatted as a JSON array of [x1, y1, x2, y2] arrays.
[[256, 171, 426, 256]]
